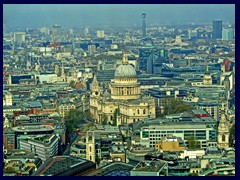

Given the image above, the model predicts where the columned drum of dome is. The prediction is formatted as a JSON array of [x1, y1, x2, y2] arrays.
[[111, 51, 141, 100]]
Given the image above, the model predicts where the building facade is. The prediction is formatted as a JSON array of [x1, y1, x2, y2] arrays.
[[20, 134, 59, 162], [90, 51, 156, 125], [212, 20, 222, 39]]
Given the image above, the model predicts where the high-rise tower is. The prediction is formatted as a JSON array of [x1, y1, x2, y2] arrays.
[[212, 20, 222, 39], [142, 12, 146, 38]]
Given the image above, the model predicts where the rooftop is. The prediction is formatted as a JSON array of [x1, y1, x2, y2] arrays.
[[132, 160, 166, 172], [33, 156, 95, 176], [12, 125, 55, 132]]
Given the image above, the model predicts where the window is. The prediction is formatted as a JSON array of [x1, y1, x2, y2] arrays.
[[137, 109, 140, 114], [222, 134, 226, 142], [143, 109, 146, 114], [142, 131, 149, 138]]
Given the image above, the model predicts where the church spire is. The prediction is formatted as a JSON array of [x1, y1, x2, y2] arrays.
[[220, 102, 226, 122], [122, 49, 128, 65]]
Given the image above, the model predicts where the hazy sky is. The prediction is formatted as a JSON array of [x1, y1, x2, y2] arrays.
[[3, 4, 235, 28]]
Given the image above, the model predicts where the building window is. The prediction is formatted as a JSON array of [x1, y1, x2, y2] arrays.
[[222, 134, 226, 142], [137, 109, 140, 114], [89, 146, 92, 152], [143, 109, 146, 114]]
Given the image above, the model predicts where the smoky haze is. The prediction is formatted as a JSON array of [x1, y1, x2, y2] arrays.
[[3, 4, 235, 28]]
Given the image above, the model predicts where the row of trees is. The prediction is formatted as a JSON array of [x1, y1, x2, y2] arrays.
[[157, 98, 194, 117]]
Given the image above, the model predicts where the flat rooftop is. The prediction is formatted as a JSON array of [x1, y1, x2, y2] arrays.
[[12, 125, 55, 132], [33, 156, 95, 176], [132, 160, 166, 172]]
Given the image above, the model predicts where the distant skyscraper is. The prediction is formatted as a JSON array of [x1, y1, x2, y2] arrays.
[[51, 24, 62, 42], [188, 29, 198, 39], [142, 12, 146, 38], [212, 20, 222, 39], [84, 27, 89, 37], [14, 32, 26, 43], [139, 46, 167, 74], [96, 30, 105, 38], [222, 28, 234, 40]]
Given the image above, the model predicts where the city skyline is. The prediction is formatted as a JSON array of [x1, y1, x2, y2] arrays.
[[3, 4, 235, 29]]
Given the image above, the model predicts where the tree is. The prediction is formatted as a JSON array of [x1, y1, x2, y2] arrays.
[[229, 124, 235, 147], [187, 136, 200, 150], [85, 110, 94, 121], [164, 98, 194, 115], [189, 172, 199, 176], [69, 80, 76, 88], [113, 109, 118, 126], [4, 167, 16, 173], [95, 153, 101, 166], [64, 109, 84, 133], [101, 114, 108, 125]]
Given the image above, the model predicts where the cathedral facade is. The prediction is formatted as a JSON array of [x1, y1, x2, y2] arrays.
[[90, 51, 156, 125]]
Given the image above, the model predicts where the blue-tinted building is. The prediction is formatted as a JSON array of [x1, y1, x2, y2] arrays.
[[139, 46, 168, 74], [212, 20, 222, 39]]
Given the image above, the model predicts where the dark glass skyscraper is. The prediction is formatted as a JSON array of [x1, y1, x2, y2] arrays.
[[139, 46, 168, 74], [212, 20, 222, 39], [142, 12, 146, 38]]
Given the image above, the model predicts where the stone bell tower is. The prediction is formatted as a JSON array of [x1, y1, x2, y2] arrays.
[[86, 131, 96, 162], [217, 102, 230, 149]]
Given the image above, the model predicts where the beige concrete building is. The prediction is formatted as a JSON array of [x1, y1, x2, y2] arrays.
[[155, 137, 185, 152], [90, 51, 156, 125]]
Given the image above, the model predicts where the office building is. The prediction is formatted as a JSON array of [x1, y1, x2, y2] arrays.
[[212, 20, 222, 39], [51, 24, 62, 42], [139, 45, 167, 74], [20, 134, 59, 162], [188, 30, 198, 39], [88, 45, 96, 54], [130, 160, 168, 176], [222, 28, 234, 40], [14, 32, 26, 43], [3, 91, 13, 106], [140, 124, 217, 149], [96, 30, 105, 38], [33, 156, 96, 176]]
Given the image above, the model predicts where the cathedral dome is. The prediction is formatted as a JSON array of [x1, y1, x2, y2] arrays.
[[114, 51, 137, 78], [114, 64, 137, 78]]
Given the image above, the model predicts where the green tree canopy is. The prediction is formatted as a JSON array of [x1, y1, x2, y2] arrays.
[[165, 99, 194, 115], [101, 114, 108, 125], [186, 136, 201, 150], [64, 109, 84, 132], [229, 124, 235, 147]]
